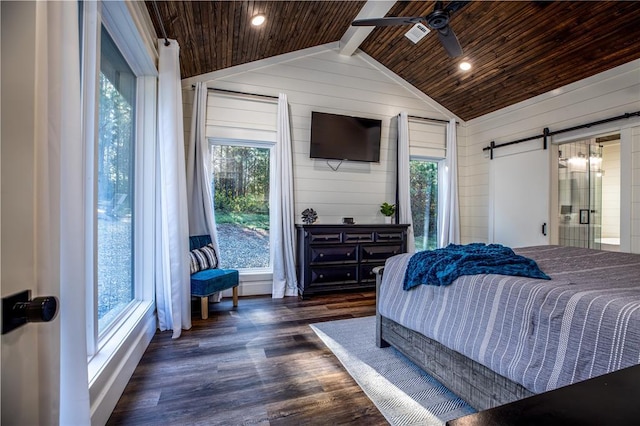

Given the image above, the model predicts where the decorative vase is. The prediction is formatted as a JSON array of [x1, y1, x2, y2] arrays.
[[301, 208, 318, 224], [384, 216, 393, 224]]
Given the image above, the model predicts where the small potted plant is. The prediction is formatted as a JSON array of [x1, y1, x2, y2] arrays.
[[380, 202, 396, 223]]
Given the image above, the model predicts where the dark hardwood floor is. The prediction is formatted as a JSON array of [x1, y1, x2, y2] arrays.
[[107, 291, 388, 425]]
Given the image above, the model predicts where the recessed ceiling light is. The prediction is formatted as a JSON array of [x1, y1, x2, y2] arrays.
[[459, 61, 472, 71], [251, 14, 265, 26]]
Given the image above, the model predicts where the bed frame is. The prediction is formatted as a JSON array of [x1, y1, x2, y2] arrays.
[[374, 266, 534, 410]]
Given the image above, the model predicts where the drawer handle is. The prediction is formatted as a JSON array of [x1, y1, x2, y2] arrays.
[[346, 273, 351, 277], [319, 253, 324, 258], [319, 274, 324, 279], [346, 252, 351, 257]]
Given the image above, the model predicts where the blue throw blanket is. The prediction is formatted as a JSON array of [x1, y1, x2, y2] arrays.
[[403, 243, 550, 290]]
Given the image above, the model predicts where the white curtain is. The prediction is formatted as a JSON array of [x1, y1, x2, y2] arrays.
[[155, 39, 191, 338], [187, 82, 219, 249], [187, 82, 222, 302], [397, 112, 416, 253], [34, 1, 91, 423], [439, 118, 461, 246], [272, 94, 298, 297]]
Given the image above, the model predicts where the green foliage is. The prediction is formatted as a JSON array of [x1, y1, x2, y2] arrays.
[[214, 193, 268, 215], [211, 145, 270, 199], [215, 211, 269, 230], [380, 202, 396, 216], [211, 144, 271, 232], [410, 160, 438, 250], [97, 72, 134, 217]]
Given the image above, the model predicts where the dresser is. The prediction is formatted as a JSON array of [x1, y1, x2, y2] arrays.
[[295, 224, 408, 297]]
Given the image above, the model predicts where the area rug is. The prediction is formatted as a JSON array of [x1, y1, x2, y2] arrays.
[[310, 316, 476, 425]]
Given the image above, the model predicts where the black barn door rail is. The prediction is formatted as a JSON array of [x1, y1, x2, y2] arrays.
[[482, 111, 640, 160]]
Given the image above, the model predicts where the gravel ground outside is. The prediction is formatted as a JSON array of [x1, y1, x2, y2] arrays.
[[216, 223, 270, 269], [97, 217, 132, 330]]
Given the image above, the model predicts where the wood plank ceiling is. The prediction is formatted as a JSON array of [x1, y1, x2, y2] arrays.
[[146, 1, 640, 121]]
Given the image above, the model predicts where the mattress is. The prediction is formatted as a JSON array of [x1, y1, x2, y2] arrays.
[[378, 245, 640, 393]]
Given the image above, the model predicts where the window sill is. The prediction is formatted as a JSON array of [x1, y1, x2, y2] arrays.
[[87, 300, 156, 424]]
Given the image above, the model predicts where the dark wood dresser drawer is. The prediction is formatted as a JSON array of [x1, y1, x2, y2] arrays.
[[375, 231, 404, 242], [310, 245, 356, 263], [360, 263, 383, 282], [361, 244, 402, 261], [309, 232, 342, 244], [344, 232, 374, 243], [310, 266, 357, 284]]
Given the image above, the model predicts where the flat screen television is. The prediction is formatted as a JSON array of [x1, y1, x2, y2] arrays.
[[309, 111, 382, 162]]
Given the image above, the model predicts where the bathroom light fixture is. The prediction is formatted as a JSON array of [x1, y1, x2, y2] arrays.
[[568, 152, 588, 165], [251, 14, 265, 26]]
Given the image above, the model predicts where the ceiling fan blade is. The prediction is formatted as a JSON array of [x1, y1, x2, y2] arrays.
[[443, 1, 470, 15], [351, 16, 423, 27], [437, 25, 463, 58]]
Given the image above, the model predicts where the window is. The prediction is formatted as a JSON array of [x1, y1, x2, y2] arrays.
[[80, 2, 157, 421], [210, 141, 273, 270], [406, 119, 446, 252], [410, 159, 440, 251], [96, 26, 136, 333], [82, 1, 156, 359]]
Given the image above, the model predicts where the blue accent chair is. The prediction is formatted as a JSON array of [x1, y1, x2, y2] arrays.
[[189, 235, 239, 319]]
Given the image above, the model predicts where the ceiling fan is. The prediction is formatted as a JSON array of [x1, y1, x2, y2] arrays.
[[351, 1, 469, 58]]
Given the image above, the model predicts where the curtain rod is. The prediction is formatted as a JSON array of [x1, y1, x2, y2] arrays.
[[193, 86, 279, 101], [151, 1, 170, 46], [482, 110, 640, 160], [407, 115, 459, 125]]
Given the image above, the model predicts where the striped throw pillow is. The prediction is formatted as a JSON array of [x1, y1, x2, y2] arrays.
[[189, 243, 219, 274], [199, 243, 218, 269]]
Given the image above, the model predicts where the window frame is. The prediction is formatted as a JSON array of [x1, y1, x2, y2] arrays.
[[209, 137, 276, 274], [81, 0, 156, 364], [409, 155, 445, 251]]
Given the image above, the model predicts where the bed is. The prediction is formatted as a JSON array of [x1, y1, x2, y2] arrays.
[[375, 245, 640, 410]]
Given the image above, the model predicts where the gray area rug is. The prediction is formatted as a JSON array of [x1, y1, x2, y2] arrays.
[[311, 316, 475, 426]]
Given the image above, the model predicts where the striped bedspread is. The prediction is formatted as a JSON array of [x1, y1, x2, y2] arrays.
[[378, 245, 640, 394]]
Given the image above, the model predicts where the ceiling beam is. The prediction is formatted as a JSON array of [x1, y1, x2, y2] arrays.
[[338, 0, 396, 57]]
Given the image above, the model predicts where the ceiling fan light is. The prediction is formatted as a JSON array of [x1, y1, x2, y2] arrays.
[[459, 61, 471, 71], [251, 14, 265, 26]]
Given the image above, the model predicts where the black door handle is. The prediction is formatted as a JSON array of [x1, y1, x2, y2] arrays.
[[2, 290, 58, 335], [542, 223, 547, 236]]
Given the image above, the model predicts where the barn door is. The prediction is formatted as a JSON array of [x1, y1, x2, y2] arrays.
[[490, 148, 550, 248]]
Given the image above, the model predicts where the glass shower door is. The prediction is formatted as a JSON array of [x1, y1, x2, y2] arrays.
[[557, 140, 602, 249], [588, 143, 603, 250]]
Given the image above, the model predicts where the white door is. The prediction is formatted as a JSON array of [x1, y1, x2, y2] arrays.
[[490, 147, 550, 247], [1, 2, 59, 424]]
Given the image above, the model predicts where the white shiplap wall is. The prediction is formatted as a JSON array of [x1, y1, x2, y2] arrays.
[[461, 59, 640, 252], [632, 126, 640, 252], [182, 44, 458, 294], [197, 47, 455, 225], [601, 141, 621, 240]]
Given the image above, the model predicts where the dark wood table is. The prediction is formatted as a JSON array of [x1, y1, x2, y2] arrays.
[[447, 364, 640, 425]]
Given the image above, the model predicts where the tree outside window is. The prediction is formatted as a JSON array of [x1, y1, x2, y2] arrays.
[[410, 159, 439, 251], [96, 27, 135, 333], [210, 143, 271, 269]]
